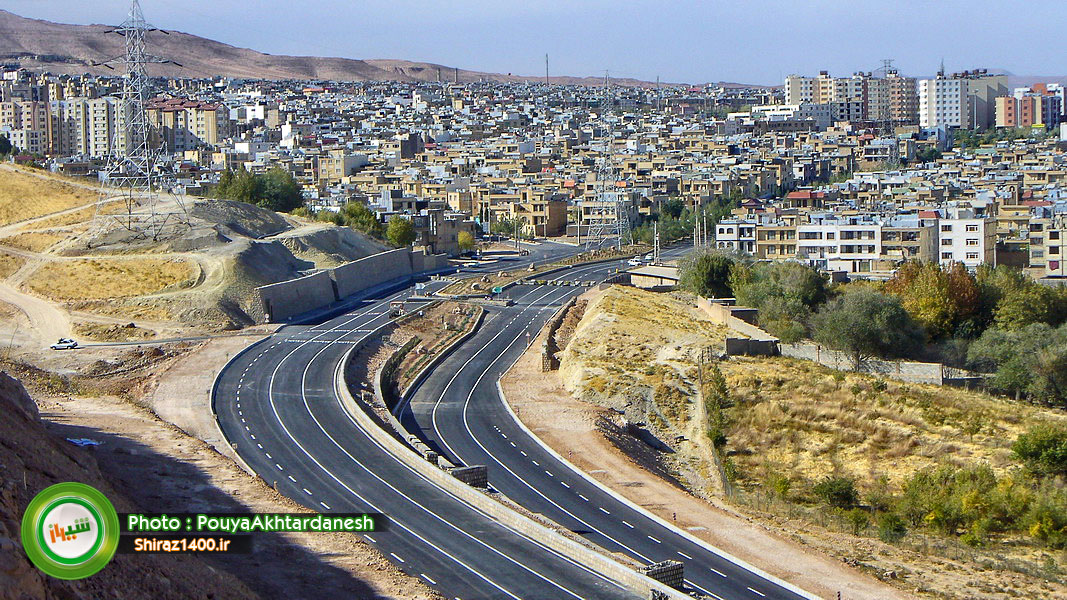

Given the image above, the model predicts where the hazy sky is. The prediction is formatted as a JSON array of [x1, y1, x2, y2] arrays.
[[8, 0, 1066, 85]]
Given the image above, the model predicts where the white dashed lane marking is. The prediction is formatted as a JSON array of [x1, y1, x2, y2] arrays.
[[622, 520, 634, 528], [320, 502, 330, 510], [677, 551, 693, 560], [748, 587, 765, 597], [711, 568, 727, 578], [390, 552, 405, 563], [647, 535, 661, 544], [598, 507, 610, 515]]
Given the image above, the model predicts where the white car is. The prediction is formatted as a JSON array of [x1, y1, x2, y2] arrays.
[[50, 338, 79, 350], [627, 258, 643, 267]]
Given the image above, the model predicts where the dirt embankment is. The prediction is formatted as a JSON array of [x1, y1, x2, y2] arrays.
[[1, 353, 442, 600], [0, 371, 259, 600], [0, 168, 388, 347], [506, 284, 1067, 600]]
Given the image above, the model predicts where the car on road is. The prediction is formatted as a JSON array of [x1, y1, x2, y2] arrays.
[[50, 338, 78, 350], [627, 257, 644, 266]]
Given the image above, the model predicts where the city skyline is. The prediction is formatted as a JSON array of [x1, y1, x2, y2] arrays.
[[6, 0, 1067, 85]]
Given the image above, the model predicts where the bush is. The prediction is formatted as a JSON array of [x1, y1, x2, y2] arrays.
[[813, 476, 858, 508], [877, 513, 908, 543], [1013, 425, 1067, 476]]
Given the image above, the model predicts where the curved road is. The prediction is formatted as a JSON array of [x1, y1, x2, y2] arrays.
[[214, 254, 642, 600], [399, 247, 812, 600]]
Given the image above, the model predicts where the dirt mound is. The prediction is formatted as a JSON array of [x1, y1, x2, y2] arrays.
[[0, 372, 259, 600], [187, 200, 291, 240], [273, 225, 389, 268]]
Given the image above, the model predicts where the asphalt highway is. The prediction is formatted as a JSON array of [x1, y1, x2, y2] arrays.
[[214, 251, 642, 600], [398, 246, 812, 600]]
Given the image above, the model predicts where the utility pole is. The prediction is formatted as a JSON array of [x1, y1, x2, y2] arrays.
[[545, 53, 549, 86], [652, 222, 658, 261]]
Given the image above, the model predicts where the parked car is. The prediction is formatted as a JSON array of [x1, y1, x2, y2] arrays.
[[50, 338, 78, 350]]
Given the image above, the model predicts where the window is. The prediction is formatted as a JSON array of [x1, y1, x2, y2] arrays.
[[966, 239, 978, 246], [966, 252, 979, 260], [941, 224, 952, 232], [941, 238, 953, 246], [965, 224, 979, 232], [1051, 246, 1060, 255], [942, 252, 953, 260]]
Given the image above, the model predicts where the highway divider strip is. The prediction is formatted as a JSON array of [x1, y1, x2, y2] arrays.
[[337, 333, 690, 600]]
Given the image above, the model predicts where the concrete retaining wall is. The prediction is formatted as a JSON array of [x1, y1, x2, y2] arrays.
[[255, 270, 337, 322], [779, 342, 947, 385], [255, 248, 452, 323], [696, 298, 778, 351], [332, 248, 414, 299]]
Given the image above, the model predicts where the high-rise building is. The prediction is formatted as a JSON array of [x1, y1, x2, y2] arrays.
[[146, 97, 229, 153], [919, 68, 1007, 130], [785, 69, 917, 125]]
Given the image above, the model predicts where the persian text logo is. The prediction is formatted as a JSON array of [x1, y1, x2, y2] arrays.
[[21, 482, 120, 579]]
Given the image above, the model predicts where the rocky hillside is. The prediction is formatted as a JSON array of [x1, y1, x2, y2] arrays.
[[0, 372, 259, 600]]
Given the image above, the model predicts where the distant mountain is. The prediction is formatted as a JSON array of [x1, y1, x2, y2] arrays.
[[0, 9, 766, 88]]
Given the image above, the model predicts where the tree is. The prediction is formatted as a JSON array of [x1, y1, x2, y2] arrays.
[[258, 167, 304, 212], [457, 230, 475, 253], [386, 216, 416, 247], [877, 513, 908, 543], [968, 323, 1067, 406], [679, 250, 735, 298], [885, 261, 980, 339], [0, 135, 11, 156], [993, 284, 1067, 331], [731, 261, 828, 342], [813, 476, 858, 508], [811, 289, 924, 366]]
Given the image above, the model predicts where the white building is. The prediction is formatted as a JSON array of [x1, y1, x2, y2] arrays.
[[933, 213, 996, 269], [714, 218, 756, 253], [919, 71, 1007, 130]]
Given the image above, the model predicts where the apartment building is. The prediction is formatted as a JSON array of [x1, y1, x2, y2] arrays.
[[785, 70, 918, 125], [996, 90, 1062, 129], [930, 210, 996, 269], [51, 97, 121, 157], [147, 97, 229, 153], [919, 70, 1007, 130]]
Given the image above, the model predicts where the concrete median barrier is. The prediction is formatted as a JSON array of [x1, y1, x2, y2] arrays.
[[336, 343, 690, 600]]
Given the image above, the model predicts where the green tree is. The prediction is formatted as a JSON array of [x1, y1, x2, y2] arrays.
[[333, 201, 384, 238], [0, 134, 11, 156], [731, 261, 828, 342], [386, 216, 416, 247], [703, 364, 731, 448], [968, 323, 1067, 406], [846, 508, 870, 535], [811, 290, 925, 365], [679, 250, 735, 298], [258, 167, 304, 212], [457, 230, 476, 253], [994, 284, 1067, 331], [877, 513, 908, 543]]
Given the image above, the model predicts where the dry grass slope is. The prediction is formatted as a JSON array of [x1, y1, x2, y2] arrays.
[[720, 356, 1067, 489], [27, 258, 196, 300], [0, 168, 98, 225]]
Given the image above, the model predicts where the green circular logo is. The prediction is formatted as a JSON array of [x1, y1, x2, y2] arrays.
[[21, 482, 119, 579]]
